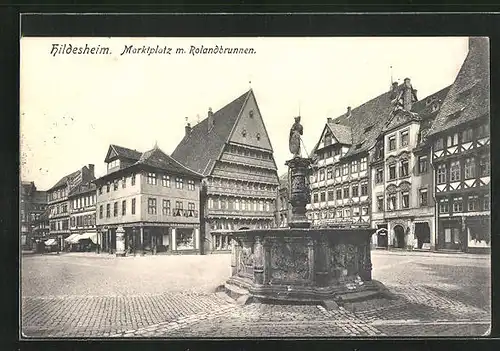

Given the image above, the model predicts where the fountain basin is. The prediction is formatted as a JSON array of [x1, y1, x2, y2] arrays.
[[224, 227, 387, 305]]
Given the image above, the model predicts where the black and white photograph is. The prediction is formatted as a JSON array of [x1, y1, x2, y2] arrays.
[[19, 29, 491, 338]]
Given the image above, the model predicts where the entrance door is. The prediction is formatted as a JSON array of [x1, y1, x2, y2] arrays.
[[377, 224, 388, 248], [444, 227, 461, 250], [415, 223, 431, 249], [393, 225, 405, 248]]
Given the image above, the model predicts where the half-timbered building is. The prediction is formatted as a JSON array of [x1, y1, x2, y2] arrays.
[[172, 89, 279, 253], [426, 37, 490, 253]]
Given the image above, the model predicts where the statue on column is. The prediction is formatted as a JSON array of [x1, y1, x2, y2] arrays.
[[289, 116, 303, 158]]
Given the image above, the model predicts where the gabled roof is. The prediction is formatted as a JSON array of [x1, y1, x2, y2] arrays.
[[49, 169, 81, 191], [427, 37, 489, 136], [326, 122, 353, 145], [331, 89, 397, 158], [68, 182, 96, 197], [105, 144, 142, 162], [171, 90, 251, 176], [136, 146, 203, 179]]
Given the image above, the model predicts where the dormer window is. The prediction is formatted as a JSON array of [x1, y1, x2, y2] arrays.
[[249, 110, 254, 118], [242, 129, 247, 137], [256, 133, 261, 141], [107, 159, 120, 170]]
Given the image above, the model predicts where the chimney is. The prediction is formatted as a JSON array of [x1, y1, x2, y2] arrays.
[[88, 164, 95, 178], [185, 122, 192, 136], [346, 106, 352, 118], [327, 117, 332, 124], [207, 107, 214, 131]]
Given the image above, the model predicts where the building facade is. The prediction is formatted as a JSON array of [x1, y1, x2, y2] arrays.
[[427, 37, 490, 253], [47, 164, 95, 249], [94, 144, 203, 255], [307, 76, 454, 251], [20, 181, 47, 249], [67, 182, 97, 250], [172, 89, 279, 253], [369, 81, 449, 250]]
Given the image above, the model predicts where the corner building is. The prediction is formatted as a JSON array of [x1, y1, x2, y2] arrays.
[[172, 89, 279, 253], [426, 37, 490, 253], [94, 145, 203, 255]]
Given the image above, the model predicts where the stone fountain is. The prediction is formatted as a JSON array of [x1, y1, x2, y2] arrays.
[[221, 116, 389, 306]]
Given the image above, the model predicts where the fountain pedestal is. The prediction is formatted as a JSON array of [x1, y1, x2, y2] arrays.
[[223, 157, 388, 305]]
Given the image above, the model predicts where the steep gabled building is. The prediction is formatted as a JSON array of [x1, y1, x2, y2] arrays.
[[172, 89, 279, 253], [47, 164, 95, 249], [94, 144, 203, 255], [426, 37, 490, 253]]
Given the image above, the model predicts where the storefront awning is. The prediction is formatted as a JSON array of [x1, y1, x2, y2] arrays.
[[44, 239, 57, 246], [64, 234, 80, 243], [79, 232, 98, 244]]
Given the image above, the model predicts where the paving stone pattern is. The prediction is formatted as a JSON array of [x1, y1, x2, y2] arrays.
[[21, 251, 491, 338]]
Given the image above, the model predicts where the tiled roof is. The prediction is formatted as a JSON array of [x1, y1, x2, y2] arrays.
[[68, 182, 96, 197], [49, 169, 80, 191], [332, 89, 397, 158], [326, 123, 353, 145], [136, 146, 203, 178], [427, 37, 489, 137], [109, 144, 142, 161], [171, 90, 251, 176], [329, 83, 453, 159]]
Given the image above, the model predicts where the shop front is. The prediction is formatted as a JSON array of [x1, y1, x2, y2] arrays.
[[437, 217, 464, 251], [465, 215, 490, 254]]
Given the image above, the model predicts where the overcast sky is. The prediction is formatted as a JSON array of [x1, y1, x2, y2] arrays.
[[20, 37, 468, 190]]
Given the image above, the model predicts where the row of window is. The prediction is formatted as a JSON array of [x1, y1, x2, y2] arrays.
[[434, 124, 489, 150], [50, 204, 68, 216], [374, 156, 428, 184], [98, 173, 196, 194], [208, 197, 275, 212], [309, 205, 370, 220], [209, 219, 273, 231], [50, 219, 69, 231], [225, 145, 273, 160], [71, 194, 97, 209], [209, 178, 276, 192], [49, 187, 67, 202], [98, 198, 198, 218], [311, 182, 369, 203], [375, 189, 428, 212], [438, 195, 490, 214], [311, 157, 368, 182], [436, 156, 490, 184], [70, 214, 96, 228], [387, 129, 410, 152]]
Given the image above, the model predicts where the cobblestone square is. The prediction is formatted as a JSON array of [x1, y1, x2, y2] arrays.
[[21, 250, 491, 338]]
